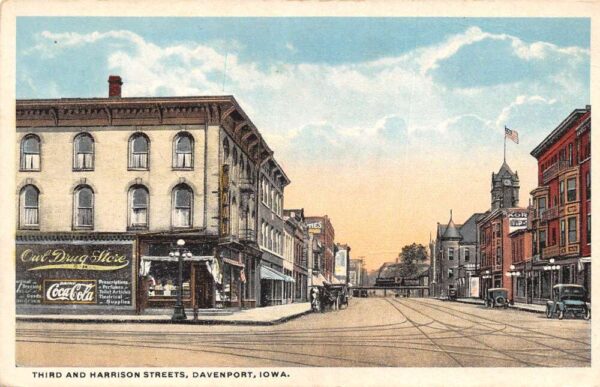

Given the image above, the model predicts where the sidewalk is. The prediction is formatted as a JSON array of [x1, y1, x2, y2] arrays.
[[449, 298, 546, 314], [16, 302, 312, 326]]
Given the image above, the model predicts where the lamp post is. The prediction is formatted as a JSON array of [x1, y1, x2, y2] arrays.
[[170, 238, 192, 321], [505, 264, 522, 304], [543, 258, 560, 294]]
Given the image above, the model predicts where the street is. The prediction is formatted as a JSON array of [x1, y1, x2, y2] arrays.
[[16, 298, 590, 367]]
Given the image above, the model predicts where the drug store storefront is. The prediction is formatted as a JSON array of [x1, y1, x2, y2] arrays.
[[16, 233, 137, 314]]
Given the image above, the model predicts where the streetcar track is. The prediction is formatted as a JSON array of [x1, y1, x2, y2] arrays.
[[403, 298, 591, 362]]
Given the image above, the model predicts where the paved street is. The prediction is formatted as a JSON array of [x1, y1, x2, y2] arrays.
[[16, 298, 591, 367]]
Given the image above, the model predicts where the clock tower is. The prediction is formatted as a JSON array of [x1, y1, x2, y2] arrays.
[[491, 161, 520, 210]]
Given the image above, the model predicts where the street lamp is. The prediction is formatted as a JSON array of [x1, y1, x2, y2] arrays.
[[169, 238, 192, 321], [543, 258, 560, 291]]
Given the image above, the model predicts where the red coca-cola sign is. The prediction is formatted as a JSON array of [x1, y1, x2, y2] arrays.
[[43, 280, 97, 304]]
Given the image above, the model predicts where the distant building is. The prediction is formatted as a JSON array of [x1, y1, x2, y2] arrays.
[[305, 215, 335, 282], [334, 243, 351, 284], [349, 257, 367, 286], [283, 208, 309, 302], [375, 261, 430, 295]]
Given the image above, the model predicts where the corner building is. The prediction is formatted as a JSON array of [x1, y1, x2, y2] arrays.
[[529, 106, 591, 303], [16, 76, 275, 314]]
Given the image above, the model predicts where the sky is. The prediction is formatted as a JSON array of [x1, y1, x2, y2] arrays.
[[16, 17, 590, 270]]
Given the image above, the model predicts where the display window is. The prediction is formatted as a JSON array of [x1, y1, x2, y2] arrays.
[[147, 262, 191, 300]]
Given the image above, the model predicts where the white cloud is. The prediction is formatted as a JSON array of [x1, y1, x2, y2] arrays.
[[27, 27, 589, 164]]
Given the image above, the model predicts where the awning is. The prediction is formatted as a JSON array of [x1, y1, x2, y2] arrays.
[[222, 257, 245, 268], [578, 257, 591, 271], [260, 266, 295, 282], [311, 273, 329, 286], [141, 255, 214, 262]]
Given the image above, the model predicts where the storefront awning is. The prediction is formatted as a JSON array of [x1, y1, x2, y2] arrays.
[[311, 273, 329, 286], [141, 255, 214, 262], [222, 257, 245, 268], [260, 266, 295, 282]]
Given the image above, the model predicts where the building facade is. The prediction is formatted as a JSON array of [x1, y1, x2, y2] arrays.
[[257, 157, 292, 306], [349, 257, 368, 286], [529, 106, 591, 303], [16, 76, 275, 314], [284, 208, 309, 302], [305, 215, 335, 282]]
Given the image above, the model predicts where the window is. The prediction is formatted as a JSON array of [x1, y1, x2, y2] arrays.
[[587, 214, 591, 244], [538, 197, 546, 217], [73, 133, 94, 170], [448, 247, 454, 260], [496, 247, 501, 265], [223, 138, 230, 160], [172, 184, 193, 227], [559, 180, 564, 205], [73, 185, 94, 229], [448, 268, 454, 279], [586, 171, 591, 199], [560, 220, 566, 246], [173, 133, 194, 169], [128, 133, 149, 169], [464, 248, 470, 262], [533, 232, 538, 255], [539, 230, 546, 251], [129, 185, 149, 229], [567, 178, 576, 202], [19, 185, 39, 228], [20, 135, 41, 171], [568, 217, 577, 244]]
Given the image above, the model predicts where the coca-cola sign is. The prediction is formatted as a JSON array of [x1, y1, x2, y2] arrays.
[[43, 280, 97, 304]]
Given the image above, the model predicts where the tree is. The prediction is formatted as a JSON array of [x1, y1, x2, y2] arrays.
[[397, 243, 428, 278]]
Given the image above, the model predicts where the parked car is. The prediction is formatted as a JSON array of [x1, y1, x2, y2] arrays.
[[448, 287, 457, 301], [546, 284, 590, 320], [485, 288, 509, 308]]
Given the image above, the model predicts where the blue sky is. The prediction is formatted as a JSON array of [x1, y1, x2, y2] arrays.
[[16, 17, 591, 266]]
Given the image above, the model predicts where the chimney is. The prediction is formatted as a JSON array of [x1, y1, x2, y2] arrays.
[[108, 75, 123, 98]]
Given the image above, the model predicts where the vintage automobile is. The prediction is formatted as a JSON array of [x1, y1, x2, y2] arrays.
[[546, 284, 590, 320], [448, 287, 457, 301], [485, 288, 509, 308]]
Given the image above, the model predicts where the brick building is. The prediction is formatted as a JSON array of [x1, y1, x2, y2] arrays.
[[283, 208, 309, 303], [15, 76, 275, 314], [529, 106, 591, 303], [305, 215, 335, 282]]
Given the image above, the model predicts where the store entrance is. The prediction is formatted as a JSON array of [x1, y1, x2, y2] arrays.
[[195, 263, 214, 309]]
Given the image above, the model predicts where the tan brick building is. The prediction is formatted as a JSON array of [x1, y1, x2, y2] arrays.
[[16, 76, 274, 314]]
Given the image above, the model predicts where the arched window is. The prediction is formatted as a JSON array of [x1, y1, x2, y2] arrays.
[[172, 184, 193, 227], [73, 133, 94, 170], [129, 133, 149, 169], [173, 133, 194, 169], [129, 185, 149, 228], [20, 185, 39, 228], [20, 135, 41, 171], [73, 185, 94, 228]]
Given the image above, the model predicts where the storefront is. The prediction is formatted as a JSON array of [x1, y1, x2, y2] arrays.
[[16, 233, 137, 314], [259, 264, 294, 306]]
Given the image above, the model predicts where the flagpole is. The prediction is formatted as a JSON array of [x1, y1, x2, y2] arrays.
[[503, 126, 507, 163]]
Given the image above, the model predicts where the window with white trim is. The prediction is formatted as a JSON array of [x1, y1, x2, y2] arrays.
[[20, 135, 41, 171], [73, 133, 94, 170], [74, 185, 94, 229], [173, 133, 194, 169], [129, 133, 149, 169], [129, 185, 149, 229], [172, 184, 193, 227], [20, 185, 39, 228]]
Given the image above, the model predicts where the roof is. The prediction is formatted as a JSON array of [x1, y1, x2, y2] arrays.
[[496, 161, 515, 177], [377, 262, 430, 280], [531, 107, 591, 158], [460, 213, 486, 243]]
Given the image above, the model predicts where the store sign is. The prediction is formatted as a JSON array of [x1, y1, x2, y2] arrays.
[[16, 243, 134, 308], [334, 249, 348, 278], [469, 277, 480, 297], [307, 221, 322, 234], [508, 210, 528, 233]]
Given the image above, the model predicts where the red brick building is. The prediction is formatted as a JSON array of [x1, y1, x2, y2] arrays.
[[509, 227, 533, 304], [529, 106, 591, 303], [305, 215, 335, 282]]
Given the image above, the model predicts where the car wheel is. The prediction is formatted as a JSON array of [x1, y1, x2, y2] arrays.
[[546, 306, 553, 319], [584, 307, 591, 320], [558, 309, 565, 320]]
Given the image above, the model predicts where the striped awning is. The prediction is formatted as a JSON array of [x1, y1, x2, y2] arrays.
[[141, 255, 214, 262], [260, 266, 295, 283]]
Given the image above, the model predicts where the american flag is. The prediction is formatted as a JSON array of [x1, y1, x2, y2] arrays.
[[240, 269, 246, 283], [505, 126, 519, 144]]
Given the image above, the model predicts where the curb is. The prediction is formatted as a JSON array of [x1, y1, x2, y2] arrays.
[[445, 298, 545, 314], [16, 310, 313, 326]]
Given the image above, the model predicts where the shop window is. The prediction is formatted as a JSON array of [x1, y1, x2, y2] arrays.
[[173, 133, 194, 169], [147, 261, 191, 301], [73, 133, 94, 171], [532, 271, 540, 298], [562, 265, 571, 284], [73, 185, 94, 229], [129, 185, 149, 229], [19, 185, 39, 229], [20, 134, 41, 171], [517, 277, 525, 298], [172, 184, 193, 228], [568, 217, 577, 244], [541, 271, 551, 299], [128, 133, 149, 170], [567, 178, 576, 202]]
